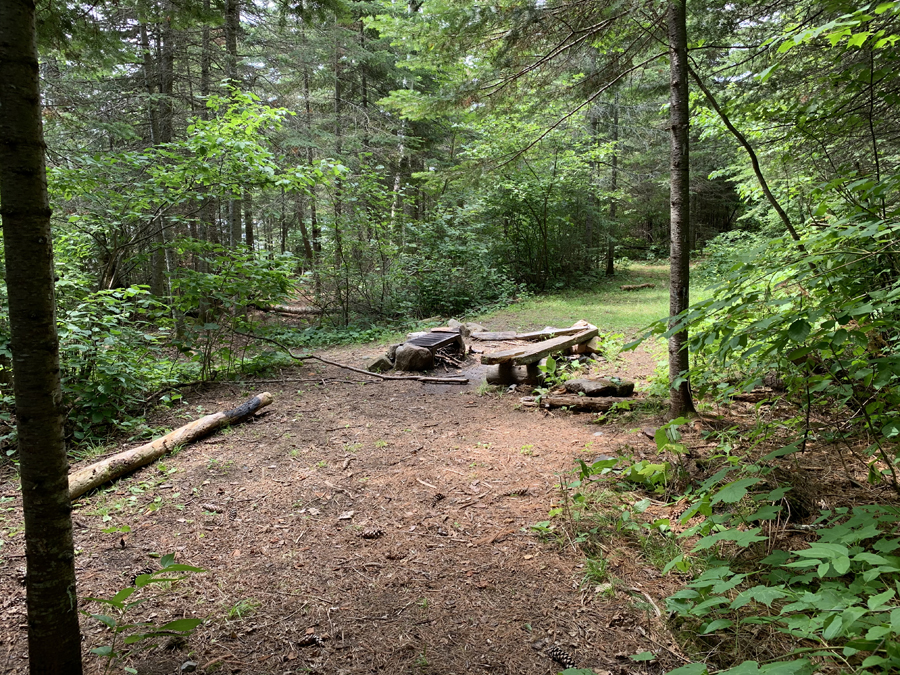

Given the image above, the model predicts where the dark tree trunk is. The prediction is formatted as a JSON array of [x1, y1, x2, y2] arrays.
[[667, 0, 696, 417], [200, 0, 211, 120], [198, 1, 215, 261], [281, 187, 289, 254], [333, 24, 343, 220], [244, 192, 254, 251], [225, 0, 242, 247], [295, 194, 315, 265], [158, 2, 175, 145], [0, 2, 84, 671]]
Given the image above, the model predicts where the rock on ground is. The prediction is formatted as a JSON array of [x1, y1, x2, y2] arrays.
[[394, 344, 434, 371], [367, 355, 394, 373]]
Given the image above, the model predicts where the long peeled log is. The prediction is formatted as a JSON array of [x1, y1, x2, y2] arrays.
[[68, 392, 273, 500]]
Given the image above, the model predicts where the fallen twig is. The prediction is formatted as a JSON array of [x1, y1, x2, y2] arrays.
[[236, 331, 469, 385]]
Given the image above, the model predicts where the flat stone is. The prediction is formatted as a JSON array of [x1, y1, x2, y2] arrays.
[[448, 319, 472, 338], [394, 344, 434, 371], [465, 322, 487, 334], [565, 378, 634, 397], [367, 355, 394, 373]]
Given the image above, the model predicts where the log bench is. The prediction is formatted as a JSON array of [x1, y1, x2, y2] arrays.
[[481, 327, 599, 385]]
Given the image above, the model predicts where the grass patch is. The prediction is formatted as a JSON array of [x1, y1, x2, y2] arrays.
[[474, 264, 672, 335]]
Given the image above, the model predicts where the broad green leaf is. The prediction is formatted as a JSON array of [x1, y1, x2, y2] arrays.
[[701, 618, 734, 634], [712, 478, 762, 505], [112, 587, 136, 604], [787, 320, 811, 343], [693, 528, 767, 551], [665, 665, 707, 675], [731, 585, 788, 609], [158, 618, 204, 632], [823, 614, 843, 640], [867, 588, 895, 609], [161, 564, 206, 573], [864, 626, 892, 641], [861, 655, 888, 668], [90, 614, 117, 629], [759, 660, 814, 675], [629, 651, 655, 661], [847, 31, 872, 47]]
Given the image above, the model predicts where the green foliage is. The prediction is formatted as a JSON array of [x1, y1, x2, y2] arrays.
[[396, 211, 524, 317], [83, 553, 205, 674], [532, 355, 587, 403], [169, 240, 297, 378], [667, 505, 900, 675], [56, 286, 174, 441], [694, 230, 773, 287], [227, 598, 261, 620]]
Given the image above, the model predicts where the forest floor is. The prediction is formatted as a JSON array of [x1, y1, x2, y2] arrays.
[[0, 314, 687, 675], [1, 268, 889, 675]]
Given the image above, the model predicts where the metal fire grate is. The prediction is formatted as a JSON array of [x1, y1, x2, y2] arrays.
[[406, 332, 461, 352]]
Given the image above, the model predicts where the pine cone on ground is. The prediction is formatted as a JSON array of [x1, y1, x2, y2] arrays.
[[547, 646, 576, 669], [131, 567, 156, 585]]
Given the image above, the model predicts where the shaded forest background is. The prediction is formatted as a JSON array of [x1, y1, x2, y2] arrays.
[[6, 2, 900, 675], [2, 0, 900, 447]]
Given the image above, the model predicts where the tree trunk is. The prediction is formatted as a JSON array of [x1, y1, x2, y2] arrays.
[[150, 217, 165, 296], [667, 0, 696, 418], [200, 0, 211, 120], [244, 191, 254, 251], [301, 50, 321, 258], [139, 22, 160, 144], [295, 194, 315, 265], [225, 0, 242, 247], [606, 91, 618, 277], [158, 1, 175, 145], [0, 2, 84, 670]]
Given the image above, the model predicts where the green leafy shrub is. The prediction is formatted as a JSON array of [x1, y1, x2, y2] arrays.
[[83, 553, 205, 674], [57, 286, 175, 441], [170, 240, 297, 379], [666, 504, 900, 675]]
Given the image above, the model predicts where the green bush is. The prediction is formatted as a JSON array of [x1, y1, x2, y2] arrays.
[[57, 286, 176, 441]]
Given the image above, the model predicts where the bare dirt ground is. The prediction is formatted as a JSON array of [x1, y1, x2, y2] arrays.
[[0, 335, 690, 675]]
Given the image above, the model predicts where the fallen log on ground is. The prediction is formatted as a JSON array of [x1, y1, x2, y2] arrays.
[[252, 303, 322, 316], [471, 325, 592, 342], [238, 332, 468, 385], [470, 331, 518, 341], [536, 394, 634, 412], [69, 392, 273, 499], [620, 283, 655, 291]]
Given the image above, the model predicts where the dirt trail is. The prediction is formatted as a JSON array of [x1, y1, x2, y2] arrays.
[[0, 345, 677, 675]]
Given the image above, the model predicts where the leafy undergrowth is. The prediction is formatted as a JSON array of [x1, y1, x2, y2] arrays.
[[543, 400, 900, 675]]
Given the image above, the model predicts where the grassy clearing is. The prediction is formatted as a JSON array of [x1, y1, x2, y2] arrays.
[[473, 264, 672, 336]]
